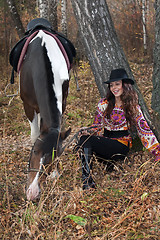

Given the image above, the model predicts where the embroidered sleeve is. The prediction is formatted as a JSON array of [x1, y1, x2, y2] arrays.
[[90, 98, 108, 135], [135, 105, 160, 155], [151, 145, 160, 161]]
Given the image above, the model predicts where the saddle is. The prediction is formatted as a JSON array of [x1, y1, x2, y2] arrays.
[[9, 18, 76, 83]]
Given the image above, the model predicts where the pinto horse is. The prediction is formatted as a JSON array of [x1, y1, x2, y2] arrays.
[[19, 27, 74, 200]]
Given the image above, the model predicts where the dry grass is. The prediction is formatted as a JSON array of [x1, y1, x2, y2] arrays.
[[0, 62, 159, 239]]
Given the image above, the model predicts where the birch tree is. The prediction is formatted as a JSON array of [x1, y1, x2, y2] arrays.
[[137, 0, 148, 54], [70, 0, 156, 136], [151, 0, 160, 138], [5, 0, 25, 38], [48, 0, 58, 31], [38, 0, 48, 19], [61, 0, 67, 36], [142, 0, 147, 54], [38, 0, 58, 30]]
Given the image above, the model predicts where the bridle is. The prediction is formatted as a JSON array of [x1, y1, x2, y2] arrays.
[[60, 125, 102, 155], [28, 137, 49, 174], [27, 125, 102, 174]]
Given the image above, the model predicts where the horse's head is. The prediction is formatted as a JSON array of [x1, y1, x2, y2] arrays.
[[26, 127, 71, 201]]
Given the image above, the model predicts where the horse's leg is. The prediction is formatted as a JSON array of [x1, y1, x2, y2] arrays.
[[62, 80, 69, 114], [29, 112, 40, 144], [23, 102, 40, 144], [61, 80, 69, 131]]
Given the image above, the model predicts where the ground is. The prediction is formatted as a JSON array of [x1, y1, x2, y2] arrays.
[[0, 62, 159, 239]]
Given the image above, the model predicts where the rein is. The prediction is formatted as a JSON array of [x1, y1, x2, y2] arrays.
[[60, 125, 102, 154], [28, 168, 46, 174], [27, 125, 102, 174]]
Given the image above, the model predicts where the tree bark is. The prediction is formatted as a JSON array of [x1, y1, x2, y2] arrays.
[[70, 0, 156, 136], [151, 0, 160, 139], [142, 0, 147, 55], [48, 0, 58, 31], [5, 0, 25, 38], [61, 0, 67, 36], [38, 0, 48, 19], [38, 0, 58, 31], [4, 1, 9, 65]]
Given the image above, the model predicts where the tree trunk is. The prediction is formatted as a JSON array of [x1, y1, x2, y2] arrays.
[[142, 0, 147, 55], [151, 0, 160, 139], [61, 0, 67, 36], [5, 0, 25, 38], [4, 1, 9, 65], [70, 0, 156, 136], [38, 0, 48, 19], [48, 0, 58, 31], [38, 0, 58, 31]]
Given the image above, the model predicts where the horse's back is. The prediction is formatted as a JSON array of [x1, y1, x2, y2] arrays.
[[20, 30, 69, 127], [20, 37, 43, 106], [21, 30, 69, 86]]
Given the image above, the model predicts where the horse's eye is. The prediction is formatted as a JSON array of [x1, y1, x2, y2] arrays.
[[32, 149, 38, 155]]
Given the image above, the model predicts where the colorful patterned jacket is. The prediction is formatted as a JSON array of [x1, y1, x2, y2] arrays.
[[89, 98, 160, 160]]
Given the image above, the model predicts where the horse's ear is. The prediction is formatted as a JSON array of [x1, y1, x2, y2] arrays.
[[60, 127, 71, 140]]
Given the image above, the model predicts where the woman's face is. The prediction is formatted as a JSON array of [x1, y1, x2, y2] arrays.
[[109, 80, 123, 98]]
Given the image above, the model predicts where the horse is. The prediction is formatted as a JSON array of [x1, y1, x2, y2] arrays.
[[18, 23, 75, 200]]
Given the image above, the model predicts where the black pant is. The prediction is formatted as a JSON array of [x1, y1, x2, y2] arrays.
[[79, 135, 129, 162]]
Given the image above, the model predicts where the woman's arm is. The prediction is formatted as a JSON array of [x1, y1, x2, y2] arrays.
[[135, 105, 160, 161], [79, 98, 107, 136], [90, 98, 108, 135]]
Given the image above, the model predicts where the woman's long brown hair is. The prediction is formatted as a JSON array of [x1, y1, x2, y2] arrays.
[[104, 81, 138, 128]]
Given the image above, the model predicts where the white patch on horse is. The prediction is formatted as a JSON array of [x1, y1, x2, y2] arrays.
[[26, 156, 44, 201], [49, 169, 59, 179], [34, 30, 69, 114], [29, 112, 40, 144]]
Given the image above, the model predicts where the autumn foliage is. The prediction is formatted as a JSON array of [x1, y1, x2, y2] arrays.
[[0, 62, 159, 239], [109, 0, 155, 62], [0, 1, 159, 239]]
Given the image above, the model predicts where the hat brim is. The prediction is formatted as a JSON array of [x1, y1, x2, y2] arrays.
[[104, 78, 134, 85]]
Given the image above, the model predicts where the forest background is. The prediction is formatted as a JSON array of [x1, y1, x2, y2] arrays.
[[0, 0, 160, 239]]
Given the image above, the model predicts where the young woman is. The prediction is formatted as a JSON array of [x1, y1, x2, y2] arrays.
[[77, 68, 160, 190]]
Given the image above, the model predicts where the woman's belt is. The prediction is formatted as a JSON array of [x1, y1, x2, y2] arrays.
[[104, 129, 129, 138]]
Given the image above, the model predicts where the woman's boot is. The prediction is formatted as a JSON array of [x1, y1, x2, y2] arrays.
[[81, 148, 96, 190]]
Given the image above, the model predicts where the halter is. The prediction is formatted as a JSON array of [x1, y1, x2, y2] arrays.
[[37, 137, 44, 142], [60, 125, 102, 154], [27, 126, 101, 174], [27, 168, 47, 174], [28, 129, 59, 174]]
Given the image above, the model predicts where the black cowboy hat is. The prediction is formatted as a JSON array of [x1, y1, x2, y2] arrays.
[[104, 68, 134, 85]]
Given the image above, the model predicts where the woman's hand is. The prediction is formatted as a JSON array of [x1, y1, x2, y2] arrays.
[[78, 127, 89, 136], [151, 145, 160, 162], [155, 154, 160, 162]]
